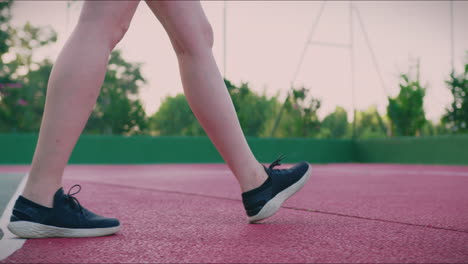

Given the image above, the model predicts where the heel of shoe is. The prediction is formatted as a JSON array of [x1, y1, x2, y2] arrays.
[[8, 221, 46, 238]]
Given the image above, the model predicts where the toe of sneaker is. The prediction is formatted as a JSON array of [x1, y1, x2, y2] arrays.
[[103, 217, 120, 228], [108, 217, 120, 227], [291, 161, 310, 174]]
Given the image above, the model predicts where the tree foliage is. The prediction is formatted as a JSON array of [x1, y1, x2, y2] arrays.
[[355, 106, 387, 139], [0, 2, 57, 132], [273, 87, 321, 138], [5, 1, 468, 139], [320, 106, 349, 138], [85, 50, 147, 135], [0, 2, 147, 135], [0, 0, 13, 55], [148, 94, 204, 136], [149, 80, 278, 137], [387, 66, 426, 136], [442, 58, 468, 133], [225, 80, 278, 137]]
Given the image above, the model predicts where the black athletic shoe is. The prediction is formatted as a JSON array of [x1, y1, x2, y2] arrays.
[[7, 184, 120, 238], [242, 155, 311, 223]]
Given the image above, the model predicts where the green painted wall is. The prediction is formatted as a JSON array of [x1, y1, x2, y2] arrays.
[[1, 133, 467, 165], [354, 135, 468, 165], [0, 134, 353, 164]]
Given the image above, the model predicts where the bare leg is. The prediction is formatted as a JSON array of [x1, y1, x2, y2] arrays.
[[145, 1, 267, 192], [22, 1, 140, 207]]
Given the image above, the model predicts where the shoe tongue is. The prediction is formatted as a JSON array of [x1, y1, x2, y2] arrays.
[[53, 187, 66, 208]]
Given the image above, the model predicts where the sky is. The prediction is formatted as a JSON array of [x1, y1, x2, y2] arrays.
[[9, 1, 468, 121]]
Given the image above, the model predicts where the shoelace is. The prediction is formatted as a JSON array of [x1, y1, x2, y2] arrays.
[[268, 154, 286, 170], [65, 184, 84, 215]]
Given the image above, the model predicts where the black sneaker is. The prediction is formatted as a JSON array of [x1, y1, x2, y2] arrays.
[[242, 155, 311, 223], [7, 184, 120, 238]]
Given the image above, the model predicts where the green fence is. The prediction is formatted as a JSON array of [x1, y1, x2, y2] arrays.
[[0, 134, 353, 164], [354, 135, 468, 165], [0, 133, 467, 165]]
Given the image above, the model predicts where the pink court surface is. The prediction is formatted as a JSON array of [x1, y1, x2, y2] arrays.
[[1, 163, 468, 263]]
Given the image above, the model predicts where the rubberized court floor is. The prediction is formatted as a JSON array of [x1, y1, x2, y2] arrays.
[[0, 163, 467, 263]]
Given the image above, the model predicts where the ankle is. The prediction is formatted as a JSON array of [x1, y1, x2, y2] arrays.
[[240, 163, 268, 193], [22, 181, 60, 208]]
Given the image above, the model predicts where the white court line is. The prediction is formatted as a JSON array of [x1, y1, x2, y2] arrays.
[[0, 174, 28, 261], [314, 167, 468, 177]]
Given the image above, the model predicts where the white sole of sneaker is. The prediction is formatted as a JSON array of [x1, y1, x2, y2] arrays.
[[248, 164, 311, 223], [7, 221, 120, 238]]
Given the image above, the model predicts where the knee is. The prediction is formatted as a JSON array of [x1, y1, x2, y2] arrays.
[[203, 22, 215, 50], [77, 15, 132, 50], [173, 22, 214, 57], [107, 20, 131, 49]]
